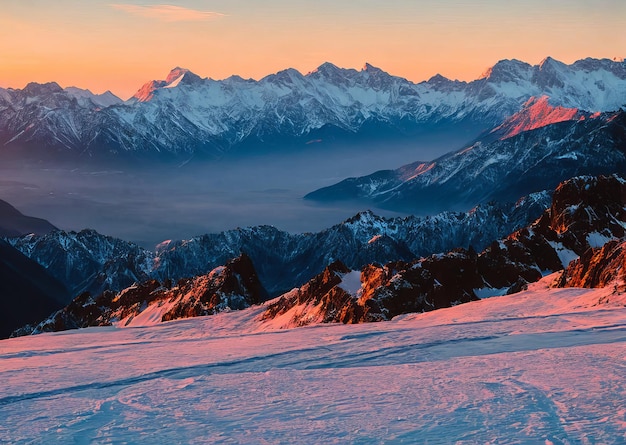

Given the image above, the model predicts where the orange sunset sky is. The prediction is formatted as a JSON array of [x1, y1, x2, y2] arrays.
[[1, 0, 625, 99]]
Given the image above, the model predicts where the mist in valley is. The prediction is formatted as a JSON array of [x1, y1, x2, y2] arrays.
[[0, 134, 469, 248]]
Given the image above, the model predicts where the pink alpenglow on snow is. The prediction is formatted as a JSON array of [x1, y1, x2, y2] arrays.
[[1, 274, 625, 443], [492, 96, 583, 139]]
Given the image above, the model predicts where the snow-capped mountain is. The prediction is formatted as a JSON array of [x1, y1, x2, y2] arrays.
[[8, 229, 153, 298], [64, 87, 123, 108], [14, 174, 626, 336], [8, 192, 550, 299], [306, 107, 626, 213], [1, 57, 625, 159]]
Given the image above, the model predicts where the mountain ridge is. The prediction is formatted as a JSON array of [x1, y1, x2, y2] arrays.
[[1, 57, 625, 160], [305, 107, 626, 213], [0, 199, 57, 237], [7, 191, 551, 300]]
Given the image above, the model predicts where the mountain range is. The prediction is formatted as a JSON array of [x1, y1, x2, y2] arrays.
[[1, 57, 625, 160], [16, 174, 626, 335], [306, 101, 626, 212], [6, 189, 549, 304]]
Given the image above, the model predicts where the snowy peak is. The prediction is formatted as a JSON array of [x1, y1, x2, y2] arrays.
[[572, 57, 626, 78], [306, 62, 359, 85], [132, 67, 202, 102], [362, 62, 382, 72], [479, 59, 532, 83], [164, 67, 189, 84], [132, 80, 164, 102], [491, 95, 583, 139], [532, 56, 568, 89], [308, 61, 344, 77], [64, 87, 123, 107], [263, 68, 305, 85]]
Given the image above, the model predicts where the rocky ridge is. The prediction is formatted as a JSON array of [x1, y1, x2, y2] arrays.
[[15, 175, 626, 335], [264, 175, 626, 327], [18, 254, 266, 335]]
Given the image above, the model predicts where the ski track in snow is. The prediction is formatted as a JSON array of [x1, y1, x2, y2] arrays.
[[1, 275, 625, 444]]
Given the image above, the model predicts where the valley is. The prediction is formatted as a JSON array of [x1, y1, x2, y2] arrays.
[[0, 135, 459, 248], [1, 55, 626, 443]]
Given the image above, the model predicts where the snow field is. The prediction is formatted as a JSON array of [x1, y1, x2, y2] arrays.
[[1, 274, 625, 444]]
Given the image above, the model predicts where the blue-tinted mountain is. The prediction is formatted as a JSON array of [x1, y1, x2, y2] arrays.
[[1, 58, 625, 160], [305, 104, 626, 213], [8, 191, 550, 298], [0, 239, 68, 338]]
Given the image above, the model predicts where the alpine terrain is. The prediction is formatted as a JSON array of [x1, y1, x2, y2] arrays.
[[1, 57, 625, 160]]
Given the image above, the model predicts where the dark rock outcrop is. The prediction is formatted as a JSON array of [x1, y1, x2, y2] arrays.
[[556, 240, 626, 289], [262, 175, 626, 327], [18, 254, 267, 335]]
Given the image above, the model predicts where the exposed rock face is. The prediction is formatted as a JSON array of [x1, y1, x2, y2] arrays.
[[548, 175, 626, 240], [262, 175, 626, 327], [478, 175, 626, 289], [261, 261, 371, 326], [261, 249, 486, 327], [19, 254, 267, 335], [556, 240, 626, 289]]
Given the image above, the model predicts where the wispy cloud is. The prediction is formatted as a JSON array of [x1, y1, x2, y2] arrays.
[[110, 4, 225, 22]]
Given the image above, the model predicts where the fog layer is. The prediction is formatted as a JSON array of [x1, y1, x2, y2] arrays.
[[0, 136, 466, 248]]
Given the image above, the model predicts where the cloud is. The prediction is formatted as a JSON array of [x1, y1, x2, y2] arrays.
[[110, 4, 225, 22]]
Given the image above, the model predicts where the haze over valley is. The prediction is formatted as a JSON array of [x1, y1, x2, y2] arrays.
[[0, 134, 460, 247]]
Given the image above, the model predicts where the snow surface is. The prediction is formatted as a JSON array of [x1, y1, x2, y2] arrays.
[[1, 274, 625, 444], [337, 270, 362, 296], [547, 241, 580, 269], [587, 231, 613, 249]]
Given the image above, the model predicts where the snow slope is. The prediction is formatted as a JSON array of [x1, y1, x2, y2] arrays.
[[1, 274, 625, 444]]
